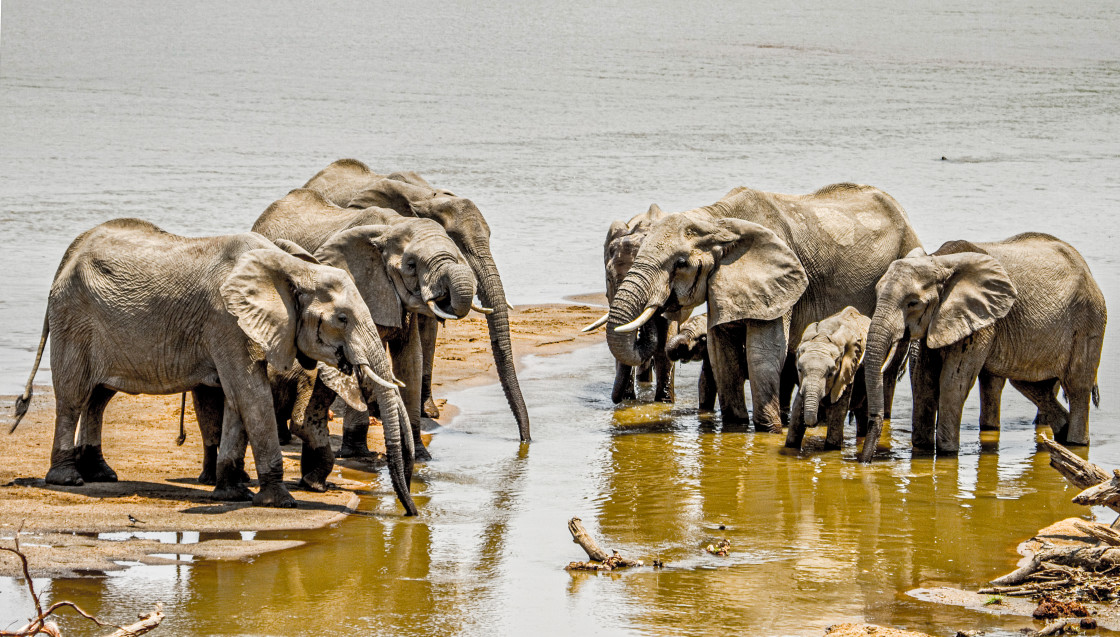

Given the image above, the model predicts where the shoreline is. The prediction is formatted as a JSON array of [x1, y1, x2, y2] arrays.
[[0, 298, 607, 577]]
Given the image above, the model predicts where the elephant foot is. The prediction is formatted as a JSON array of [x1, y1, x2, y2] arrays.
[[233, 458, 251, 484], [212, 482, 254, 502], [76, 445, 118, 482], [422, 396, 441, 419], [299, 445, 334, 493], [277, 425, 293, 447], [978, 422, 1001, 432], [199, 444, 218, 485], [198, 467, 217, 486], [338, 423, 372, 458], [414, 440, 433, 462], [253, 483, 297, 508], [46, 448, 84, 486]]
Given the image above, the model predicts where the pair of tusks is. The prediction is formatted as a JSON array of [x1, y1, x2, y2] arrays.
[[581, 306, 656, 333], [425, 299, 498, 320]]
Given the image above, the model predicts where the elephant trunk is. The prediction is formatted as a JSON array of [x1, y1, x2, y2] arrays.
[[445, 262, 476, 318], [858, 302, 906, 463], [606, 265, 662, 368], [359, 365, 418, 516], [802, 377, 823, 427], [462, 245, 531, 442]]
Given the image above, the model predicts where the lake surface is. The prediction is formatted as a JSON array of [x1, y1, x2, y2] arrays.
[[2, 1, 1119, 634]]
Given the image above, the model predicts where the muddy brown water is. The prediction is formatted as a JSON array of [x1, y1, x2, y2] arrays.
[[3, 345, 1118, 636]]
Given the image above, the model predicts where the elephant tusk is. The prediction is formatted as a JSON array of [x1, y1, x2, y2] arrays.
[[614, 306, 657, 333], [392, 374, 407, 388], [427, 299, 459, 321], [880, 342, 900, 374], [471, 302, 494, 315], [507, 302, 515, 311], [366, 370, 400, 390], [581, 312, 610, 333]]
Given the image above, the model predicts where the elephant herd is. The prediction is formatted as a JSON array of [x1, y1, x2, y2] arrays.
[[585, 183, 1107, 464], [10, 160, 530, 515], [6, 174, 1109, 518]]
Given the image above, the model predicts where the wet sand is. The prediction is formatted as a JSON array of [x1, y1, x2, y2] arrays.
[[0, 300, 606, 577]]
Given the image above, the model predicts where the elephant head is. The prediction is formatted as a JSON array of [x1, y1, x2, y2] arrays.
[[859, 245, 1017, 461], [220, 247, 418, 514], [795, 307, 870, 426], [606, 213, 808, 368], [313, 219, 477, 327]]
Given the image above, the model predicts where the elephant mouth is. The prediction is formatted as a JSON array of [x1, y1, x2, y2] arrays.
[[296, 350, 317, 371], [335, 347, 353, 376]]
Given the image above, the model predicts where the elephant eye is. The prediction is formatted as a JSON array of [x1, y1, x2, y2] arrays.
[[337, 313, 349, 325], [404, 260, 416, 272], [906, 298, 920, 308]]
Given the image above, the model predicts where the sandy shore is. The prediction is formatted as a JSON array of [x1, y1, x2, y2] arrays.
[[0, 299, 606, 577]]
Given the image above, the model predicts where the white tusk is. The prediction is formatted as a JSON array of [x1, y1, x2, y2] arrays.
[[366, 371, 398, 390], [427, 299, 459, 321], [880, 342, 899, 374], [581, 312, 610, 333], [614, 306, 657, 333], [507, 302, 515, 311], [471, 302, 494, 315], [392, 375, 407, 388]]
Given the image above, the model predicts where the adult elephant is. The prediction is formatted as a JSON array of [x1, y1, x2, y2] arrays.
[[860, 234, 1106, 460], [584, 203, 676, 403], [252, 188, 477, 461], [303, 159, 531, 443], [607, 184, 922, 432], [10, 218, 413, 511]]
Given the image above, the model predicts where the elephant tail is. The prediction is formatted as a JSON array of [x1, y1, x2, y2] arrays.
[[1093, 384, 1100, 408], [10, 314, 50, 434]]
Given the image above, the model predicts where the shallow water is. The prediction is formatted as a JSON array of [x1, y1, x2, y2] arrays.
[[2, 1, 1120, 634]]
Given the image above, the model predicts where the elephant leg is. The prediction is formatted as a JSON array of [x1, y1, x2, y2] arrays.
[[636, 361, 653, 383], [910, 343, 941, 450], [851, 370, 869, 437], [391, 317, 429, 461], [1063, 382, 1093, 446], [293, 374, 337, 492], [222, 370, 295, 508], [417, 314, 441, 418], [1010, 379, 1067, 437], [193, 386, 226, 485], [76, 385, 118, 482], [881, 340, 909, 421], [744, 319, 788, 433], [611, 362, 637, 403], [698, 353, 717, 412], [271, 378, 295, 447], [935, 331, 993, 454], [45, 361, 92, 486], [339, 405, 374, 458], [653, 318, 675, 403], [978, 370, 1005, 431], [784, 389, 806, 449], [709, 322, 750, 428], [212, 404, 253, 502], [779, 352, 797, 427], [1061, 329, 1104, 446], [823, 385, 854, 450]]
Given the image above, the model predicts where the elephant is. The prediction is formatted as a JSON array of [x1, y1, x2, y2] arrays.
[[9, 218, 414, 512], [665, 313, 717, 411], [606, 183, 922, 433], [860, 233, 1106, 460], [784, 306, 871, 450], [303, 159, 530, 443], [584, 203, 676, 403], [251, 188, 477, 462]]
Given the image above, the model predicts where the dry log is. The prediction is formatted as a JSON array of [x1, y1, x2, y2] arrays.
[[1073, 469, 1120, 509], [565, 518, 642, 571], [1039, 437, 1110, 490], [990, 555, 1043, 586], [102, 604, 164, 637], [1036, 618, 1085, 636], [1073, 520, 1120, 546]]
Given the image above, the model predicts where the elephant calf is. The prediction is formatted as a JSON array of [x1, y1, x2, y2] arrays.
[[785, 307, 870, 451], [11, 218, 415, 512], [861, 234, 1106, 460], [665, 313, 717, 411]]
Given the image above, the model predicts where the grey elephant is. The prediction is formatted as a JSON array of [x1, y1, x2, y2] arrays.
[[10, 218, 414, 511], [303, 159, 530, 443], [584, 203, 676, 403], [665, 313, 717, 411], [606, 184, 921, 432], [251, 188, 477, 461], [785, 306, 870, 450], [860, 234, 1106, 460]]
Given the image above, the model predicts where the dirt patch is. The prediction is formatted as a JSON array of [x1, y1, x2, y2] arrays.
[[0, 300, 606, 576], [823, 623, 935, 637]]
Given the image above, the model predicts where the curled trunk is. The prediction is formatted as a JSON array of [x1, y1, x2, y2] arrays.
[[858, 305, 906, 463], [606, 269, 661, 368], [463, 246, 531, 442], [446, 263, 476, 318]]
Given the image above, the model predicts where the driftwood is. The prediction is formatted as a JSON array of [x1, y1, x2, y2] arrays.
[[1073, 520, 1120, 546], [1038, 437, 1112, 491], [565, 517, 643, 571], [1073, 469, 1120, 509], [0, 525, 165, 636], [1036, 617, 1095, 636]]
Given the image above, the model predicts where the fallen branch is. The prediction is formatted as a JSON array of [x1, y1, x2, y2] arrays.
[[1073, 520, 1120, 546], [989, 554, 1042, 586], [1073, 469, 1120, 510], [1036, 617, 1091, 636], [102, 604, 164, 637], [565, 517, 642, 571], [1039, 437, 1112, 491]]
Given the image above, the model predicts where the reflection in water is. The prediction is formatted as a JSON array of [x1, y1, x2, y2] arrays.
[[1, 344, 1114, 636]]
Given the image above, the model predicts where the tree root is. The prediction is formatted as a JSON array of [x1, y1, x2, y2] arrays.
[[565, 517, 643, 571]]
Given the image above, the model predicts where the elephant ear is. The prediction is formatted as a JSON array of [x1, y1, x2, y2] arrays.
[[270, 238, 320, 264], [314, 225, 403, 328], [220, 248, 305, 373], [604, 220, 628, 261], [317, 363, 366, 411], [829, 311, 870, 403], [927, 252, 1017, 349], [707, 218, 808, 327]]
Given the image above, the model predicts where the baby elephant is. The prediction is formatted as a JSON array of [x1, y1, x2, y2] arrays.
[[665, 314, 717, 411], [785, 307, 870, 450]]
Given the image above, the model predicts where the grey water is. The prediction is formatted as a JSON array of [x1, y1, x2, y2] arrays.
[[2, 1, 1120, 634]]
